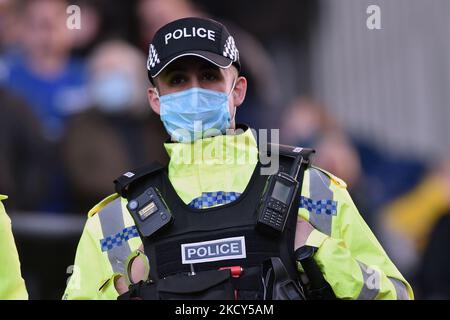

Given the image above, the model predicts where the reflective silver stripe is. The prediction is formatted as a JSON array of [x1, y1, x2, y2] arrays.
[[357, 261, 380, 300], [308, 168, 334, 236], [98, 198, 131, 274], [388, 277, 410, 300]]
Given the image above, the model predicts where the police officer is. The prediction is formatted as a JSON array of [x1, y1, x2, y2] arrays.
[[64, 17, 413, 300], [0, 195, 28, 299]]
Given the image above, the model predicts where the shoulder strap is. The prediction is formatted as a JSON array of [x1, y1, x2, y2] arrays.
[[266, 143, 315, 178], [279, 144, 315, 164], [114, 162, 166, 198], [265, 143, 316, 278]]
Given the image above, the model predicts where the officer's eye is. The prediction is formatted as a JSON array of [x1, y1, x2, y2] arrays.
[[201, 71, 220, 82], [168, 74, 187, 86]]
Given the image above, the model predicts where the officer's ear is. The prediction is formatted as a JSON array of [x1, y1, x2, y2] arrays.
[[147, 85, 160, 115], [231, 75, 247, 108]]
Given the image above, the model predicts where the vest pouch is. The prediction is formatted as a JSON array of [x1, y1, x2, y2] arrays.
[[231, 266, 264, 300], [157, 269, 234, 300], [262, 257, 305, 300]]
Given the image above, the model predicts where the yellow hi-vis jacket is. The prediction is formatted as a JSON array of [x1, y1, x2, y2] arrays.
[[64, 129, 413, 300], [0, 195, 28, 299]]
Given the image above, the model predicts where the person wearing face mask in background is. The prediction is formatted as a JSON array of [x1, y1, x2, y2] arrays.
[[64, 17, 412, 300], [62, 40, 168, 214], [280, 97, 375, 226]]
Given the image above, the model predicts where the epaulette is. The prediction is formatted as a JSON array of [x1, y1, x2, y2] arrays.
[[113, 162, 165, 198], [311, 166, 348, 188], [87, 193, 120, 217]]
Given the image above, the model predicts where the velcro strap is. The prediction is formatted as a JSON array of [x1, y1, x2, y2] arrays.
[[265, 143, 315, 161], [114, 162, 165, 197]]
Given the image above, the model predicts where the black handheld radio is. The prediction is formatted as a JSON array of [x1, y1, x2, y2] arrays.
[[256, 148, 310, 236], [256, 173, 299, 234]]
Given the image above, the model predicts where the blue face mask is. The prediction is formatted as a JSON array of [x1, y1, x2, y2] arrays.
[[158, 83, 235, 142], [91, 72, 134, 113]]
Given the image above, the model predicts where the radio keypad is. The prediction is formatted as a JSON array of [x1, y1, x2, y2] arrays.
[[263, 198, 289, 229]]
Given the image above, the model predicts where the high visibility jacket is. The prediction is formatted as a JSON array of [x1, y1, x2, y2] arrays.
[[64, 128, 413, 300], [0, 195, 28, 300]]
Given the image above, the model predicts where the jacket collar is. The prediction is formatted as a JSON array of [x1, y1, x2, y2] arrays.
[[164, 124, 257, 165]]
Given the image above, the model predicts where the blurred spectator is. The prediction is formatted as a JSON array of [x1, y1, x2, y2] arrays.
[[281, 97, 338, 152], [62, 40, 168, 213], [0, 0, 21, 54], [0, 0, 88, 141], [418, 211, 450, 299], [87, 40, 149, 114], [68, 0, 136, 56], [0, 0, 90, 212], [352, 141, 425, 213], [69, 0, 102, 57], [194, 0, 318, 105], [280, 98, 362, 186], [0, 88, 49, 210], [280, 96, 428, 228], [135, 0, 282, 128], [280, 97, 372, 216], [378, 158, 450, 286], [136, 0, 202, 51]]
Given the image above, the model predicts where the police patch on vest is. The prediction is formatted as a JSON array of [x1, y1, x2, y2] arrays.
[[181, 236, 246, 264]]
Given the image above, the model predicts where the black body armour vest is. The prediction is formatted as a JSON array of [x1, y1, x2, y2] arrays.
[[116, 146, 313, 300]]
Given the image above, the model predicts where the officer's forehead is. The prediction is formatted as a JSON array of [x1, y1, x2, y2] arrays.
[[161, 56, 221, 74]]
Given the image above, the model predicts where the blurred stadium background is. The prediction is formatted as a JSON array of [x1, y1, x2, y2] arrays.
[[1, 0, 449, 299]]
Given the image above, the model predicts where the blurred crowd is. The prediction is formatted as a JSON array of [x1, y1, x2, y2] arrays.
[[0, 0, 449, 299]]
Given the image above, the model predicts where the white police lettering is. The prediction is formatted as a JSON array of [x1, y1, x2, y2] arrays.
[[173, 29, 183, 40], [220, 243, 230, 254], [197, 248, 207, 257], [187, 243, 238, 259], [164, 27, 216, 45], [197, 27, 206, 37], [181, 236, 246, 264]]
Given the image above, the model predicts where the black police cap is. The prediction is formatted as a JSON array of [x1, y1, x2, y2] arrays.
[[146, 17, 240, 81]]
